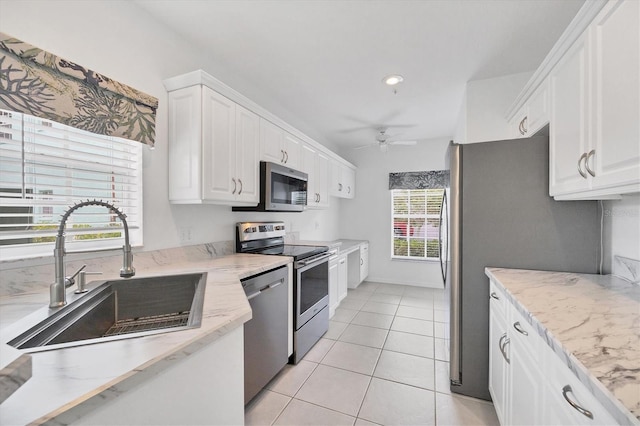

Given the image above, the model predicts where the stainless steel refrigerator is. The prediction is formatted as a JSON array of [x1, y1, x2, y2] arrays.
[[442, 134, 600, 401]]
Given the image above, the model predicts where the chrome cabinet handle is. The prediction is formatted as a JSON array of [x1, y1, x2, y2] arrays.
[[585, 149, 596, 177], [347, 186, 351, 194], [562, 385, 594, 420], [238, 179, 243, 195], [284, 151, 289, 163], [338, 183, 343, 191], [490, 292, 500, 300], [360, 258, 364, 266], [231, 178, 237, 194], [577, 153, 588, 179], [499, 334, 510, 364], [281, 149, 285, 163], [513, 321, 529, 336], [317, 193, 321, 203], [522, 116, 528, 134], [518, 119, 524, 135]]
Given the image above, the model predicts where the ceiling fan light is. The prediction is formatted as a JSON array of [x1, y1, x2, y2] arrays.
[[383, 74, 404, 86]]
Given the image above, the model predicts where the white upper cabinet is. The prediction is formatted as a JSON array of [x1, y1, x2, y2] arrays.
[[234, 105, 261, 203], [330, 159, 356, 199], [260, 119, 302, 169], [283, 132, 303, 169], [201, 87, 237, 202], [260, 118, 286, 164], [505, 0, 639, 199], [549, 32, 591, 196], [164, 69, 357, 205], [589, 0, 640, 193], [167, 85, 259, 205], [551, 0, 640, 199], [302, 144, 330, 209]]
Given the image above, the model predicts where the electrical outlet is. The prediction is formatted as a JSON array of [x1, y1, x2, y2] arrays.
[[179, 226, 193, 242]]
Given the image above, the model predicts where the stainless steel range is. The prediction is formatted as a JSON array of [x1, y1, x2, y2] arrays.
[[236, 222, 330, 364]]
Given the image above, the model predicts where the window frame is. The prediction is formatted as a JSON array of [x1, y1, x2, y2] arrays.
[[390, 188, 444, 261], [0, 110, 144, 261]]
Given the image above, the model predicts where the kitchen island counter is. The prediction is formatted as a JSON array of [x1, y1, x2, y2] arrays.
[[0, 253, 291, 425], [485, 267, 640, 425]]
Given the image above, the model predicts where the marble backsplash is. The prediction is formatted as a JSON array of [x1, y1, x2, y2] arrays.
[[0, 241, 235, 297], [613, 255, 640, 285]]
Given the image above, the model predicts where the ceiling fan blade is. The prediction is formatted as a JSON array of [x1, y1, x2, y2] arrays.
[[389, 140, 417, 145], [353, 143, 377, 150]]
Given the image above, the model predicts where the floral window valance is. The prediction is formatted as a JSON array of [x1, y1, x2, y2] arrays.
[[389, 170, 450, 190], [0, 33, 158, 146]]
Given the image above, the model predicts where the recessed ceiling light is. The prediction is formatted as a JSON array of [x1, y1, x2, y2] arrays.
[[383, 74, 404, 86]]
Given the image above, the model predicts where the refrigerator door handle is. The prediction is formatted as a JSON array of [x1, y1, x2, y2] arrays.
[[439, 189, 449, 286], [449, 142, 462, 387]]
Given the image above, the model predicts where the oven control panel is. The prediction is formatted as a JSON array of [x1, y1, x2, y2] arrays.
[[237, 221, 286, 242]]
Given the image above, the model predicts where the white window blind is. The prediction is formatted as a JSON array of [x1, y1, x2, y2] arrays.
[[391, 188, 444, 260], [0, 109, 143, 260]]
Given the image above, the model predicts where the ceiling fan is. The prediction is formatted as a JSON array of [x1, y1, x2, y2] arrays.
[[353, 128, 417, 152]]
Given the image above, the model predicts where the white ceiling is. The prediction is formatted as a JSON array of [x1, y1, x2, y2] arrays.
[[135, 0, 584, 152]]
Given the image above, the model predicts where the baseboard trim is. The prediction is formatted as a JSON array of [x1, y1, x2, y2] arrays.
[[365, 276, 444, 289]]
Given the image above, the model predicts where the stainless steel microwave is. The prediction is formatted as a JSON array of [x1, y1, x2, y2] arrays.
[[233, 161, 308, 212]]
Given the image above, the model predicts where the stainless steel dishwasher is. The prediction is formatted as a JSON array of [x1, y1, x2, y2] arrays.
[[242, 265, 288, 405]]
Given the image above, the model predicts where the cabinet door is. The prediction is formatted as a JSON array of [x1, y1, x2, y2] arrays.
[[509, 339, 543, 426], [329, 258, 339, 318], [549, 33, 591, 196], [202, 87, 236, 202], [168, 86, 202, 202], [590, 0, 640, 191], [235, 105, 260, 203], [283, 132, 303, 169], [342, 166, 356, 199], [302, 144, 317, 206], [359, 243, 369, 282], [488, 305, 509, 426], [338, 255, 348, 302], [330, 160, 342, 197], [260, 118, 285, 164], [315, 152, 330, 208]]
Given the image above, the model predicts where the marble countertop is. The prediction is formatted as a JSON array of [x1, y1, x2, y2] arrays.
[[292, 239, 367, 255], [0, 253, 291, 425], [485, 267, 640, 425]]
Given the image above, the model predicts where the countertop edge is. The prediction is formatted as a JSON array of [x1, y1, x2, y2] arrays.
[[485, 267, 640, 426]]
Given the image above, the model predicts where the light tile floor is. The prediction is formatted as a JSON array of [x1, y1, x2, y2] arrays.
[[245, 282, 499, 426]]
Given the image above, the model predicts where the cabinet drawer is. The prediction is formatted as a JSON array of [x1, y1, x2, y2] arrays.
[[509, 304, 539, 355], [489, 279, 508, 318], [543, 348, 616, 425]]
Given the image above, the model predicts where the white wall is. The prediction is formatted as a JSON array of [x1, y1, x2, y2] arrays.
[[603, 193, 640, 272], [0, 0, 341, 256], [340, 138, 450, 288]]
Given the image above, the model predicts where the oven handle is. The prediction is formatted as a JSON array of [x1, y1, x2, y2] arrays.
[[296, 252, 332, 270]]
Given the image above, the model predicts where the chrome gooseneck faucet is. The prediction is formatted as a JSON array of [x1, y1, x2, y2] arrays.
[[50, 200, 135, 308]]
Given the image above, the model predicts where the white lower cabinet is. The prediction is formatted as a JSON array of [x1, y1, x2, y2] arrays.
[[75, 327, 244, 425], [489, 278, 617, 426], [338, 253, 348, 302], [328, 255, 339, 318], [347, 243, 369, 289], [488, 283, 509, 425]]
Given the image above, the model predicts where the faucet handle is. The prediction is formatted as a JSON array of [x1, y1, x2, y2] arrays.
[[65, 264, 87, 288], [75, 270, 102, 294]]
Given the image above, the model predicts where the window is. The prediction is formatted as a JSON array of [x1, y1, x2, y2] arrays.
[[0, 109, 143, 261], [392, 188, 444, 260]]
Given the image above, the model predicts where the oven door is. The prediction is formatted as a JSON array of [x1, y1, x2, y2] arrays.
[[295, 252, 330, 329]]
